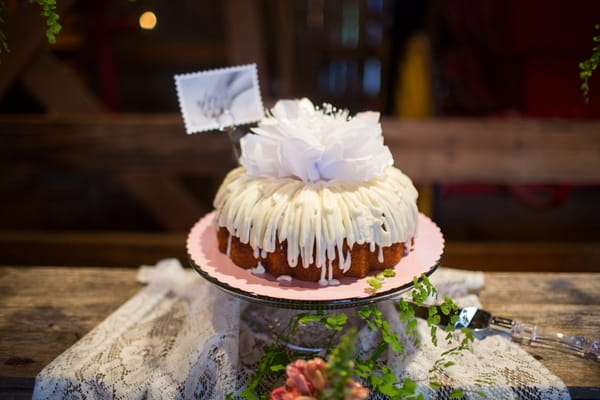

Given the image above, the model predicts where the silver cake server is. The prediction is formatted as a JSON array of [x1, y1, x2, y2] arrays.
[[409, 303, 600, 361]]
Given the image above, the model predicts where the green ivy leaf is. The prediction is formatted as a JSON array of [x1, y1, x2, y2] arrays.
[[325, 313, 348, 331], [382, 268, 396, 277], [367, 278, 383, 289], [580, 23, 600, 103]]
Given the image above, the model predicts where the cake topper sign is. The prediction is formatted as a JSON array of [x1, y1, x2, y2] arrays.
[[174, 64, 264, 134]]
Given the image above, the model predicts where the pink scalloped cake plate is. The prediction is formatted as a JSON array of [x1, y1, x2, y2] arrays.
[[187, 211, 444, 303], [187, 211, 444, 302]]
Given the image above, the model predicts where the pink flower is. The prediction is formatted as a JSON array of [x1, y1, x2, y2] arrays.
[[286, 359, 313, 394], [344, 380, 369, 400], [270, 357, 368, 400], [304, 358, 328, 391], [270, 386, 289, 400], [270, 386, 317, 400]]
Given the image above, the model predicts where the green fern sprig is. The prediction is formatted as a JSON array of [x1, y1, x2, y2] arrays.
[[580, 24, 600, 103], [0, 0, 62, 56], [29, 0, 61, 43], [0, 0, 7, 54]]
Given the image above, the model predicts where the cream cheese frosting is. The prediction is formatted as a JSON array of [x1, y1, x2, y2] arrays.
[[213, 165, 418, 284]]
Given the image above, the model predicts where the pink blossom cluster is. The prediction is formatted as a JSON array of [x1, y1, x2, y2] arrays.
[[270, 357, 369, 400]]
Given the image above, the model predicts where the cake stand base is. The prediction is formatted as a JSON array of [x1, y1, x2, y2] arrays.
[[240, 304, 364, 355]]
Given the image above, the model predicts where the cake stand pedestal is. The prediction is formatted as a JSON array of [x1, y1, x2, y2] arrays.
[[187, 211, 444, 353]]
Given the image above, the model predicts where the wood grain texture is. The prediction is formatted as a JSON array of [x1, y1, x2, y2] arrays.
[[0, 114, 237, 176], [0, 267, 139, 399], [1, 114, 599, 183], [382, 118, 600, 184], [0, 267, 598, 399], [480, 272, 600, 400]]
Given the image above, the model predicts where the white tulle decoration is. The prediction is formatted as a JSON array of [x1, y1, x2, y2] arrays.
[[239, 98, 394, 183]]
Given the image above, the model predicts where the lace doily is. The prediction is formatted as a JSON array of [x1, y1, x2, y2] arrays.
[[32, 259, 570, 400]]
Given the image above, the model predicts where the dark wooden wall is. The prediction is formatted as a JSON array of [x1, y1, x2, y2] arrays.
[[1, 115, 599, 272]]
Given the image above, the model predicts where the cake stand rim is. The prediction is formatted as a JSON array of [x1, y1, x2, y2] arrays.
[[186, 211, 443, 310]]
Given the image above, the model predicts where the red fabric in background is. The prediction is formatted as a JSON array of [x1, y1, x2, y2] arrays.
[[436, 0, 600, 206], [438, 0, 600, 118], [509, 0, 600, 118]]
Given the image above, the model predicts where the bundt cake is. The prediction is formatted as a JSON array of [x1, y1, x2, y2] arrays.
[[212, 98, 418, 285]]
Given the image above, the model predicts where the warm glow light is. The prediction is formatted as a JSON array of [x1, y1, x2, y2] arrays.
[[139, 11, 157, 30]]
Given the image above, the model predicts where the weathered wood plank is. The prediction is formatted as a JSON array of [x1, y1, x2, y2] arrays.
[[1, 115, 599, 183], [480, 272, 600, 399], [383, 118, 600, 183], [0, 267, 598, 398], [0, 114, 238, 176], [0, 267, 140, 381]]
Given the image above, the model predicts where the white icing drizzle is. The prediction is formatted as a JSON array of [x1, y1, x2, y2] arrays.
[[276, 275, 292, 282], [226, 234, 233, 257], [214, 166, 418, 279], [249, 262, 266, 275]]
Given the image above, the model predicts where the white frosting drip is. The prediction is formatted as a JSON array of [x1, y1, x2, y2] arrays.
[[214, 166, 418, 279], [249, 262, 266, 275]]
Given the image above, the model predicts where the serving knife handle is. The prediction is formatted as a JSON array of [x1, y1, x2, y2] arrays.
[[505, 320, 600, 361]]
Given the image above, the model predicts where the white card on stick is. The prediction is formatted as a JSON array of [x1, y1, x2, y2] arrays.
[[174, 64, 264, 134]]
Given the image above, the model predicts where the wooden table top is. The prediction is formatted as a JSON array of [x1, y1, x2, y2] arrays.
[[1, 266, 599, 399]]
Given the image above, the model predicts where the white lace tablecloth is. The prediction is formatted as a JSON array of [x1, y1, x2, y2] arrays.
[[32, 259, 570, 400]]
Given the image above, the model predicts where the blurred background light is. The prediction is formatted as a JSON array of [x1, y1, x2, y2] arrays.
[[139, 11, 157, 30]]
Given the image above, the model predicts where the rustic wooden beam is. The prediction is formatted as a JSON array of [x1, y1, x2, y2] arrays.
[[273, 1, 296, 96], [223, 0, 268, 88], [20, 51, 105, 113], [383, 118, 600, 184], [1, 114, 599, 184], [0, 113, 238, 176], [116, 172, 204, 231]]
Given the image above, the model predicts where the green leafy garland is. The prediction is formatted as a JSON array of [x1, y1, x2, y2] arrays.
[[580, 24, 600, 103], [234, 274, 476, 400], [0, 0, 62, 55]]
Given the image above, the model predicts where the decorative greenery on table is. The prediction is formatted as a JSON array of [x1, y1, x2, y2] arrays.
[[233, 274, 474, 400], [0, 0, 62, 56]]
